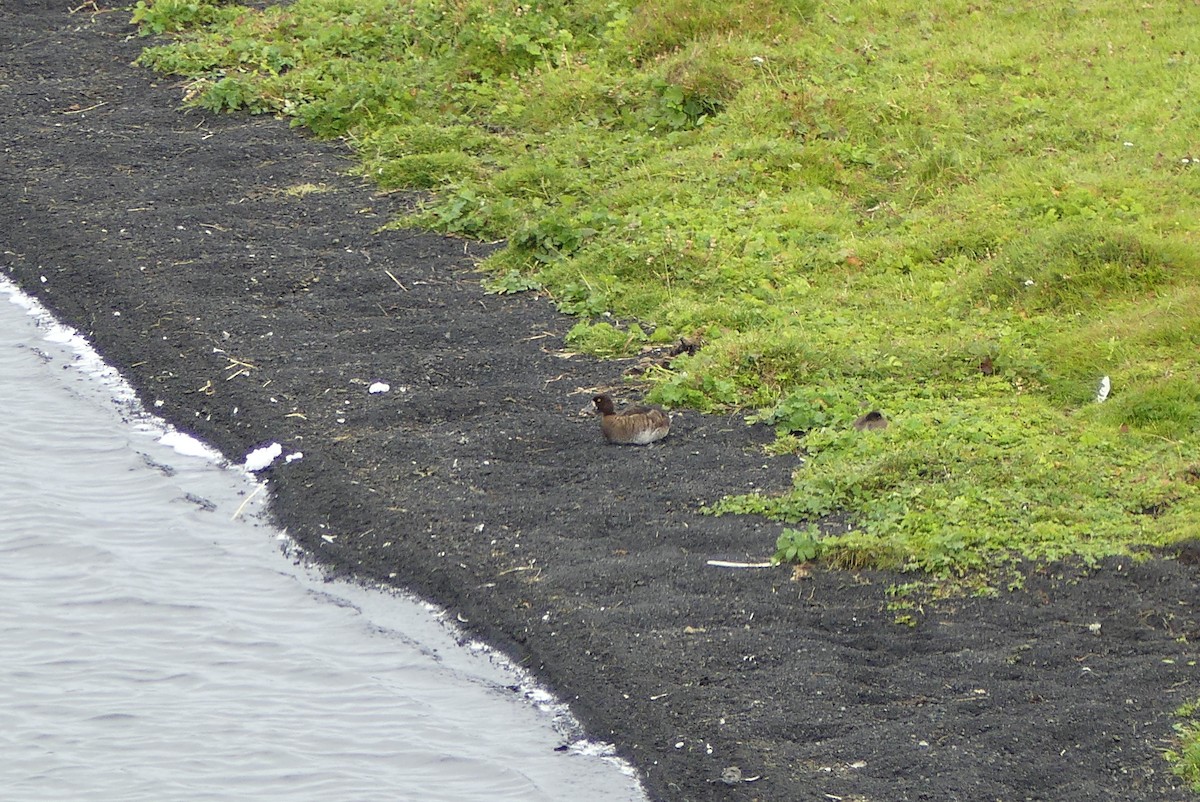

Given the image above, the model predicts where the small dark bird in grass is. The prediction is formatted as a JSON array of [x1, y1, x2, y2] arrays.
[[853, 410, 888, 431], [592, 393, 670, 445]]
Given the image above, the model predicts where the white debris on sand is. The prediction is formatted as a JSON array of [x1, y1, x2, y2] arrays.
[[243, 442, 283, 472]]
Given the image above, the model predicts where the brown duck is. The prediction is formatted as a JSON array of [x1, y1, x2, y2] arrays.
[[592, 394, 671, 445]]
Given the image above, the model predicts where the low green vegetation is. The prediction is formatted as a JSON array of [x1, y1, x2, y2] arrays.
[[131, 0, 1200, 579], [1168, 698, 1200, 791]]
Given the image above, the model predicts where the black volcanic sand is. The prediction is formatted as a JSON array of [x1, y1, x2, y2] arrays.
[[3, 4, 1197, 800]]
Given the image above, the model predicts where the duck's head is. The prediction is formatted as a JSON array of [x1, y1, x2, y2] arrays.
[[592, 394, 616, 415]]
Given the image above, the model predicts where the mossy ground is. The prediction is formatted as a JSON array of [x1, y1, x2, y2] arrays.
[[1171, 698, 1200, 791], [132, 0, 1200, 578]]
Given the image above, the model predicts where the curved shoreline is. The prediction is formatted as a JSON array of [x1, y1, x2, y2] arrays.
[[3, 4, 1196, 800]]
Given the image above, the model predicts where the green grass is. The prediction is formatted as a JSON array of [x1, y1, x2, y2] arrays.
[[131, 0, 1200, 579], [1168, 698, 1200, 791]]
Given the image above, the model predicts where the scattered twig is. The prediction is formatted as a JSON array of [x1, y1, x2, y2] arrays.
[[231, 482, 266, 521], [383, 269, 408, 291], [224, 356, 256, 381], [60, 100, 107, 115], [497, 563, 540, 577]]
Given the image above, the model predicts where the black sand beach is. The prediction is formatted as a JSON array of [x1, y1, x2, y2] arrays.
[[2, 3, 1197, 799]]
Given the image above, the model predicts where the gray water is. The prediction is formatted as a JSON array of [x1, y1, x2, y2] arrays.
[[0, 277, 646, 802]]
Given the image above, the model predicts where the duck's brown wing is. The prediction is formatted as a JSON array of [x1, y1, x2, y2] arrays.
[[619, 405, 665, 417], [600, 407, 670, 444]]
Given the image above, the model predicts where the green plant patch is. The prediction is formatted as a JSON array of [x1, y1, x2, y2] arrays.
[[131, 0, 244, 35], [483, 269, 543, 296], [132, 0, 1200, 580], [771, 525, 823, 564], [371, 152, 479, 190], [565, 320, 647, 358], [1167, 697, 1200, 791]]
